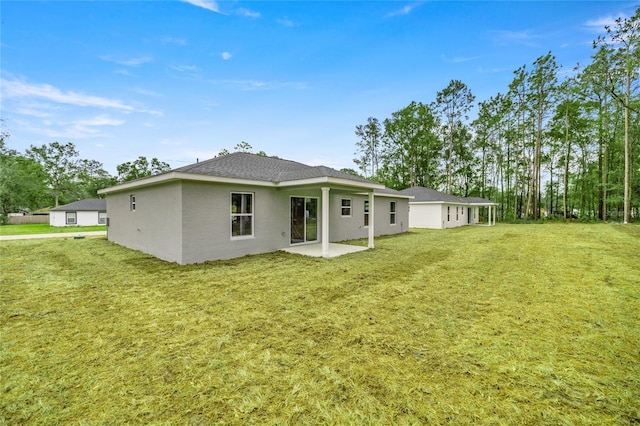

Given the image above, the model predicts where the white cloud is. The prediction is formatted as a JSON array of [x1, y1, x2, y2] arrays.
[[99, 55, 153, 67], [180, 0, 222, 13], [585, 15, 621, 31], [208, 79, 306, 91], [162, 36, 188, 46], [237, 8, 260, 18], [75, 115, 125, 127], [488, 29, 540, 47], [171, 64, 199, 73], [1, 78, 135, 112], [441, 54, 480, 63], [277, 17, 296, 27], [386, 2, 422, 18], [221, 51, 232, 60]]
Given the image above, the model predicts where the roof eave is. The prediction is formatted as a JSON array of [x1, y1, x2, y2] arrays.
[[277, 176, 384, 190]]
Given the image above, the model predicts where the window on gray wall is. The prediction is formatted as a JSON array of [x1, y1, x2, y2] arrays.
[[390, 201, 396, 225], [341, 198, 352, 217], [130, 195, 136, 211], [231, 192, 253, 238], [364, 200, 369, 227]]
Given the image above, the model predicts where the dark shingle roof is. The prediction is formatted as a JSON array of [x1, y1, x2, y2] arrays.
[[50, 198, 106, 211], [463, 196, 497, 204], [173, 152, 373, 184], [398, 186, 466, 203]]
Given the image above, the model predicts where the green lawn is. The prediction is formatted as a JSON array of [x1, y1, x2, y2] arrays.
[[0, 223, 106, 235], [1, 224, 639, 424]]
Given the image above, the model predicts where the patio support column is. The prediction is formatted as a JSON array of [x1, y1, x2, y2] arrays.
[[321, 187, 330, 257], [368, 192, 375, 249]]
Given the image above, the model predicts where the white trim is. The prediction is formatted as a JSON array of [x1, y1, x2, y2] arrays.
[[368, 192, 375, 249], [289, 196, 319, 245], [230, 192, 254, 240], [340, 198, 352, 217], [321, 187, 330, 257]]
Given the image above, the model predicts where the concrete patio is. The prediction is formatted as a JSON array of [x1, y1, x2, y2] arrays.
[[281, 243, 369, 258]]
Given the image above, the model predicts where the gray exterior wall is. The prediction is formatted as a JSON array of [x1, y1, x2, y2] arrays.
[[329, 193, 409, 242], [106, 182, 410, 264], [181, 182, 290, 264], [106, 181, 183, 263]]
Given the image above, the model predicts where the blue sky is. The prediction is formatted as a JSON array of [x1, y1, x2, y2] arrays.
[[1, 1, 638, 174]]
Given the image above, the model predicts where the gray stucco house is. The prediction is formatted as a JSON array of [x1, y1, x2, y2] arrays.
[[98, 153, 411, 264], [399, 186, 497, 229]]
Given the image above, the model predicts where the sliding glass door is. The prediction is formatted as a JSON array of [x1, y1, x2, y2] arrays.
[[291, 197, 318, 244]]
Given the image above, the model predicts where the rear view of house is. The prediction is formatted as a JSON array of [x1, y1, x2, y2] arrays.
[[49, 199, 107, 227], [98, 153, 411, 264]]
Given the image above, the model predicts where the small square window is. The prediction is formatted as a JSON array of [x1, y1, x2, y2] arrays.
[[66, 212, 77, 225], [98, 212, 107, 225], [341, 199, 352, 217]]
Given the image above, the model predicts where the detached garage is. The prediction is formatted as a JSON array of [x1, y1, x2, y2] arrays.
[[49, 199, 107, 227]]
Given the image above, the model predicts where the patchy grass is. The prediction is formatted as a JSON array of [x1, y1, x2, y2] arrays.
[[0, 223, 106, 236], [1, 224, 639, 424]]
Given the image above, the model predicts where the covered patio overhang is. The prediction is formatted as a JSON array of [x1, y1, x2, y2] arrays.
[[281, 177, 385, 257]]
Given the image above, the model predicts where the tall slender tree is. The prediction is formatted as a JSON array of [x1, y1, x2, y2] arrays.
[[435, 80, 475, 194]]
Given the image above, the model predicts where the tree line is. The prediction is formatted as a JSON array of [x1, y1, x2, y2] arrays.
[[0, 134, 272, 222], [354, 9, 639, 223], [0, 131, 171, 220]]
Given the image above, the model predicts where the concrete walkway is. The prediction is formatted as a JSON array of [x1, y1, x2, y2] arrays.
[[0, 231, 107, 241]]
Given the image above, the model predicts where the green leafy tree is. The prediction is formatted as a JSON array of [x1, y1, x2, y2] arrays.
[[594, 8, 639, 223], [435, 80, 475, 194], [381, 101, 442, 189], [0, 137, 49, 219], [116, 156, 171, 183], [527, 52, 559, 219], [354, 117, 383, 179], [26, 141, 79, 207]]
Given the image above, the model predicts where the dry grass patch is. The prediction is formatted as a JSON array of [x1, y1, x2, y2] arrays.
[[1, 224, 639, 424]]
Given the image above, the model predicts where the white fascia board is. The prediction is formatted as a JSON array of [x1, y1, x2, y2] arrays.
[[277, 176, 384, 190], [355, 191, 414, 199], [98, 172, 276, 194], [467, 201, 498, 206], [98, 173, 382, 194]]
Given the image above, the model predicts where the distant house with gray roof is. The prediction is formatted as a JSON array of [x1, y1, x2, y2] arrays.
[[399, 186, 497, 229], [98, 153, 411, 264], [49, 198, 107, 227]]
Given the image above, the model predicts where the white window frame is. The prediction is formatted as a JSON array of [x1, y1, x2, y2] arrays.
[[447, 206, 451, 222], [66, 211, 77, 225], [364, 200, 369, 227], [341, 198, 352, 217], [390, 201, 397, 225], [456, 206, 459, 221], [98, 212, 107, 225], [130, 195, 136, 212], [230, 192, 254, 239]]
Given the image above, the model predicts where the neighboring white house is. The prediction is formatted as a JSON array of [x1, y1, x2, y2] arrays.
[[399, 186, 497, 229], [49, 199, 107, 227], [98, 153, 412, 264]]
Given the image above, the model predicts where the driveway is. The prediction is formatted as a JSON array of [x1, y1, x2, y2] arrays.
[[0, 231, 107, 241]]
